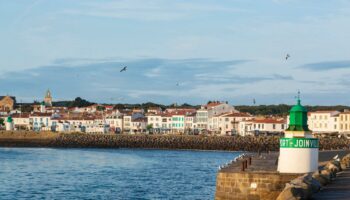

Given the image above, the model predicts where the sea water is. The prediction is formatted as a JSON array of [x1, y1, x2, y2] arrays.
[[0, 148, 240, 200]]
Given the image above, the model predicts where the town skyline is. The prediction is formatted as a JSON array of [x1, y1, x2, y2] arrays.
[[1, 1, 350, 105]]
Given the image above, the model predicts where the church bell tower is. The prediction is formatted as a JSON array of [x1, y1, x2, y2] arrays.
[[44, 89, 52, 107]]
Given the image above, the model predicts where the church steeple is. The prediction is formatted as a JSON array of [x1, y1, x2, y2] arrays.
[[45, 89, 51, 98], [44, 89, 52, 107]]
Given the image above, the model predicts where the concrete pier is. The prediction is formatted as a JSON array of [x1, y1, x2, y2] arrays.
[[215, 153, 302, 200], [215, 150, 350, 200], [312, 167, 350, 199]]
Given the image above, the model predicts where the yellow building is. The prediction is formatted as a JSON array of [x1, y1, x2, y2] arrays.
[[0, 96, 16, 111], [339, 112, 350, 133]]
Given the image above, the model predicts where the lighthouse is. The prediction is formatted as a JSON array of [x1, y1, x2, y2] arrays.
[[278, 93, 319, 173], [5, 116, 14, 131]]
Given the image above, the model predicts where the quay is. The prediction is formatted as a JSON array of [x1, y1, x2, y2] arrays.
[[216, 99, 350, 200], [312, 167, 350, 199], [215, 150, 350, 200]]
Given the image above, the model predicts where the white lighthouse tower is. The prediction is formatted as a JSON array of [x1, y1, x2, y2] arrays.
[[5, 116, 14, 131], [278, 94, 319, 173]]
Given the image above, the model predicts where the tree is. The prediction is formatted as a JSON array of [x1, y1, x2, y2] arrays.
[[146, 124, 153, 132], [68, 97, 94, 107], [97, 106, 106, 111], [0, 118, 4, 126]]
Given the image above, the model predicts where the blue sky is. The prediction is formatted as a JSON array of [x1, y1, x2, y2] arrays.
[[1, 0, 350, 105]]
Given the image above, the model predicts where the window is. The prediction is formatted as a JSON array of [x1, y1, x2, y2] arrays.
[[273, 124, 276, 129]]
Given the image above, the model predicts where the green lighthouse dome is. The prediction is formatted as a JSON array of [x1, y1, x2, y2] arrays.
[[7, 116, 13, 123], [286, 97, 310, 132]]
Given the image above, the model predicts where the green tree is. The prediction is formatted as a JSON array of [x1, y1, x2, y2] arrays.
[[0, 118, 4, 126], [97, 106, 106, 111], [146, 124, 153, 131]]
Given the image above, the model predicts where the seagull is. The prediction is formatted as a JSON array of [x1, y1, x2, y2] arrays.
[[176, 82, 179, 86], [333, 154, 339, 160], [285, 54, 290, 60], [120, 66, 127, 72]]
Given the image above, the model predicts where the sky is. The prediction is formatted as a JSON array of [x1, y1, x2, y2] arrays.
[[1, 0, 350, 105]]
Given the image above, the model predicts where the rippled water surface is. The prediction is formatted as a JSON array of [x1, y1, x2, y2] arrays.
[[0, 148, 240, 200]]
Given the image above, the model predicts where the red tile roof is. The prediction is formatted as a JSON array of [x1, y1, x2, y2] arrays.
[[252, 118, 286, 124]]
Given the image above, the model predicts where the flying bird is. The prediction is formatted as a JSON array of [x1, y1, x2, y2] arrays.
[[120, 66, 127, 72], [285, 54, 290, 60], [176, 82, 180, 86], [253, 98, 256, 105]]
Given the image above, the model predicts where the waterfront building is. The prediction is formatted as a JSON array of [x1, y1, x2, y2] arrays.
[[123, 114, 132, 133], [218, 112, 253, 135], [130, 117, 147, 133], [339, 111, 350, 133], [238, 118, 286, 136], [29, 113, 52, 131], [146, 113, 162, 129], [195, 109, 208, 130], [105, 113, 123, 133], [278, 96, 318, 173], [161, 113, 172, 132], [184, 113, 196, 130], [0, 96, 16, 112], [308, 110, 340, 134], [196, 102, 237, 131], [12, 113, 30, 130], [171, 111, 186, 133]]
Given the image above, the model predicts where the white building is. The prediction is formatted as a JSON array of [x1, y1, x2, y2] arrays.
[[29, 113, 52, 131], [185, 113, 196, 130], [123, 114, 132, 132], [171, 112, 186, 133], [12, 113, 30, 130], [130, 117, 147, 133], [161, 113, 172, 132], [146, 113, 162, 129], [239, 118, 287, 136], [308, 111, 340, 134], [339, 111, 350, 134], [217, 112, 253, 135], [105, 114, 123, 133], [196, 102, 237, 130]]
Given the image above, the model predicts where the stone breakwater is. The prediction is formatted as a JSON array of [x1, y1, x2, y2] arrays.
[[0, 131, 349, 151], [276, 153, 350, 200]]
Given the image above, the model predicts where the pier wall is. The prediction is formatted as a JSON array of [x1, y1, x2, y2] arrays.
[[215, 172, 300, 200], [0, 131, 349, 151]]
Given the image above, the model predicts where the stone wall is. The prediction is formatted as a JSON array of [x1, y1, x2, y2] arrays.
[[0, 131, 349, 151], [215, 171, 301, 200]]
